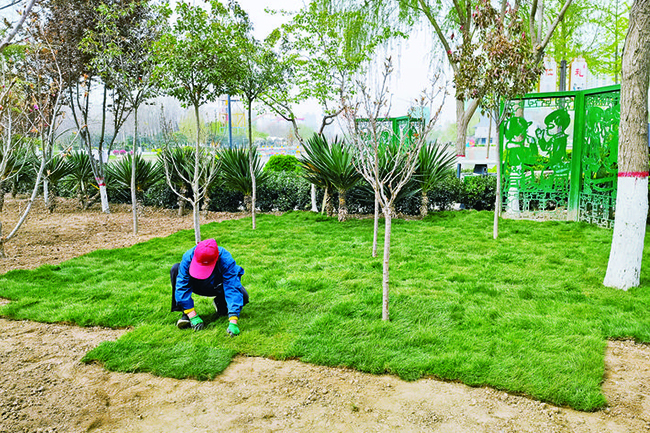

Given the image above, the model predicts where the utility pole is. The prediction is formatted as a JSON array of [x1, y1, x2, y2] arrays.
[[227, 95, 233, 148]]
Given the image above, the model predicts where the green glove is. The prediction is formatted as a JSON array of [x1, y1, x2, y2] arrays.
[[190, 315, 204, 331], [227, 322, 240, 337]]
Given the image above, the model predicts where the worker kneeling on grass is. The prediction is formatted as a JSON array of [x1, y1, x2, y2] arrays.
[[170, 238, 249, 336]]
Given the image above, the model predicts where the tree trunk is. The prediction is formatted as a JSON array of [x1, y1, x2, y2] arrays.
[[248, 103, 256, 230], [382, 207, 392, 321], [325, 191, 334, 217], [47, 184, 57, 214], [0, 221, 4, 258], [98, 86, 110, 214], [372, 190, 379, 258], [43, 179, 50, 209], [486, 116, 493, 160], [244, 194, 252, 212], [493, 115, 503, 240], [193, 103, 202, 244], [338, 188, 348, 222], [455, 98, 480, 157], [320, 186, 328, 214], [604, 0, 650, 290], [310, 184, 318, 211], [178, 186, 186, 216], [420, 189, 429, 217], [98, 183, 109, 213], [131, 107, 139, 235], [0, 181, 4, 212]]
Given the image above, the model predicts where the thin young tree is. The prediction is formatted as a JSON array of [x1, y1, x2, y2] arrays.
[[231, 30, 289, 229], [603, 0, 649, 290], [455, 1, 544, 239], [83, 0, 161, 234], [152, 0, 246, 243], [335, 0, 572, 156], [342, 58, 445, 320], [42, 0, 138, 214], [262, 0, 397, 211], [0, 23, 67, 258]]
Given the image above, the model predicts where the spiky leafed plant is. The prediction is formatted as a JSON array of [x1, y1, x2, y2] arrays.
[[105, 153, 164, 204], [300, 134, 361, 221], [60, 151, 95, 209], [43, 153, 73, 213], [219, 147, 266, 213], [415, 141, 457, 217], [299, 133, 334, 216], [0, 148, 30, 212]]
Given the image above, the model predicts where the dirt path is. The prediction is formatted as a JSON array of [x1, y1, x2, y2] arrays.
[[1, 197, 649, 432]]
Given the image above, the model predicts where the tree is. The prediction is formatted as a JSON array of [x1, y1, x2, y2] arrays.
[[218, 146, 266, 210], [455, 0, 544, 239], [83, 0, 162, 234], [42, 0, 139, 214], [591, 0, 630, 82], [263, 0, 397, 211], [603, 0, 649, 290], [231, 30, 289, 229], [339, 0, 572, 156], [0, 19, 66, 258], [152, 0, 246, 243], [342, 59, 445, 320]]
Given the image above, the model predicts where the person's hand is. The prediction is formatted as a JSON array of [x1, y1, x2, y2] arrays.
[[190, 315, 204, 331], [227, 322, 240, 336]]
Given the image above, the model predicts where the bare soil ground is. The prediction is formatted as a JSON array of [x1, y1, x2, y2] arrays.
[[1, 196, 649, 433]]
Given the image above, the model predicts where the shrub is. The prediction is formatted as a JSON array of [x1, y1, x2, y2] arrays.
[[257, 171, 312, 212], [427, 171, 463, 211], [461, 175, 497, 211], [264, 154, 300, 173]]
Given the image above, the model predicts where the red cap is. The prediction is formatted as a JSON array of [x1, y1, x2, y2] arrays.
[[189, 239, 219, 279]]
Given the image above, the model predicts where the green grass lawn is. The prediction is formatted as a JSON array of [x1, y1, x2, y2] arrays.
[[1, 210, 649, 411]]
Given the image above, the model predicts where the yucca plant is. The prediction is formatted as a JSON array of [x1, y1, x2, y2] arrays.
[[300, 134, 361, 221], [43, 153, 74, 213], [60, 151, 96, 209], [415, 141, 457, 217], [106, 153, 164, 202], [219, 147, 266, 212], [299, 134, 334, 216], [0, 148, 30, 212]]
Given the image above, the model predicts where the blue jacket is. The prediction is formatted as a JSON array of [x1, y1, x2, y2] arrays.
[[174, 246, 245, 317]]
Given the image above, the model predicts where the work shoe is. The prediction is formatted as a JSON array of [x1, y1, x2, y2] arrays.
[[176, 313, 191, 329], [213, 297, 227, 317]]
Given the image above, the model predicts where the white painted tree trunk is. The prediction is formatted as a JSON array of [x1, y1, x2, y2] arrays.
[[43, 179, 49, 208], [604, 0, 650, 290], [604, 177, 648, 290], [99, 184, 110, 214], [310, 184, 318, 212], [493, 120, 503, 239], [131, 108, 139, 235], [193, 104, 202, 244], [372, 191, 379, 258], [382, 208, 392, 321]]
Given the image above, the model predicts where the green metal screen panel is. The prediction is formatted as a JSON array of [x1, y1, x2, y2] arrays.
[[579, 90, 620, 228], [501, 97, 575, 218], [499, 85, 620, 226]]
